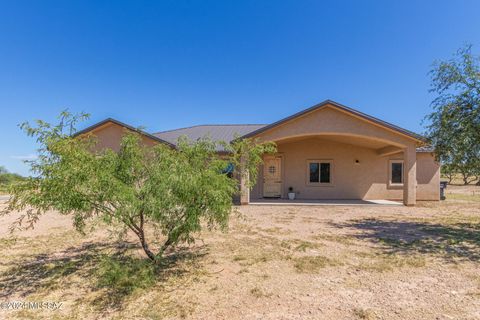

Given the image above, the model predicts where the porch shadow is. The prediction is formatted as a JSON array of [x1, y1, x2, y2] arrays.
[[332, 219, 480, 262]]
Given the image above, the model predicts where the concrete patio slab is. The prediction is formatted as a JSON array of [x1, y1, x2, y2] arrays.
[[249, 199, 402, 206]]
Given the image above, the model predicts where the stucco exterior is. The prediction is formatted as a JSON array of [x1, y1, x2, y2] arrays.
[[250, 137, 440, 201], [416, 152, 441, 200], [79, 121, 160, 153], [245, 103, 439, 204], [75, 100, 441, 206]]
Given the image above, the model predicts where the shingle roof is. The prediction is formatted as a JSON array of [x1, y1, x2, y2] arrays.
[[153, 124, 266, 151]]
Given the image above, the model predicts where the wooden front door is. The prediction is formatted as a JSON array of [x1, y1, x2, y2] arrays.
[[263, 156, 282, 198]]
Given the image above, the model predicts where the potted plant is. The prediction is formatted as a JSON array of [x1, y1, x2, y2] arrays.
[[288, 186, 295, 200]]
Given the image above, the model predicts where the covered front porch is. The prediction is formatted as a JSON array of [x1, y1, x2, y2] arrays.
[[238, 103, 421, 206], [241, 135, 416, 206]]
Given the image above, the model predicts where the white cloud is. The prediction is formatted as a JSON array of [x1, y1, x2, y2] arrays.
[[10, 154, 38, 160]]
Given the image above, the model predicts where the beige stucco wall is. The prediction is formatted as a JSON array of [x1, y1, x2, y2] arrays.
[[250, 138, 439, 201], [254, 105, 417, 148], [416, 152, 441, 200], [80, 108, 440, 202], [248, 105, 440, 202], [84, 122, 159, 152]]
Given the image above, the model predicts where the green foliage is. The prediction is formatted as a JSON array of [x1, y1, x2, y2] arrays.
[[440, 163, 456, 184], [97, 255, 157, 294], [4, 111, 276, 261], [0, 166, 25, 194], [227, 136, 276, 189], [424, 45, 480, 184]]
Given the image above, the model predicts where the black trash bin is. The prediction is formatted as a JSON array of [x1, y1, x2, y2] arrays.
[[440, 181, 447, 200]]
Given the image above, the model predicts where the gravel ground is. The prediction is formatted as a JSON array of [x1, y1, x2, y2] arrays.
[[0, 186, 479, 319]]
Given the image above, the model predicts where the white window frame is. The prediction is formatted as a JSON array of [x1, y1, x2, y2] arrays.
[[306, 159, 333, 186], [389, 160, 404, 187]]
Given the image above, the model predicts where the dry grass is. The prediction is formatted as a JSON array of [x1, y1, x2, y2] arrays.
[[293, 255, 342, 272], [1, 185, 480, 319], [353, 307, 376, 319], [357, 254, 427, 273], [447, 193, 480, 202], [249, 286, 271, 298]]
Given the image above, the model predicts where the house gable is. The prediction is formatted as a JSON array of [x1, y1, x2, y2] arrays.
[[241, 101, 424, 149], [74, 118, 174, 152]]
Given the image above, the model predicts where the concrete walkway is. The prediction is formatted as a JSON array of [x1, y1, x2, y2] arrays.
[[0, 195, 10, 201], [249, 199, 402, 206]]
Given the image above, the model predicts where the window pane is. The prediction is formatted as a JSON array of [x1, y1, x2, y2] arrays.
[[391, 163, 403, 183], [309, 163, 319, 183], [268, 165, 276, 175], [320, 163, 330, 183]]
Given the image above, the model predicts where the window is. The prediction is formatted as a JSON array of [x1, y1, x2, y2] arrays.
[[389, 160, 403, 185], [307, 160, 332, 185]]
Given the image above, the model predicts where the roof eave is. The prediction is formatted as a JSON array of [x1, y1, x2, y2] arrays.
[[239, 100, 426, 143], [72, 118, 176, 148]]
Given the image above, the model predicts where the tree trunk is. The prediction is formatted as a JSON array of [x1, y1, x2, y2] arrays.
[[447, 174, 453, 184], [462, 173, 470, 185], [139, 234, 157, 261], [136, 211, 158, 262], [160, 236, 173, 255], [125, 213, 158, 262], [461, 173, 476, 185]]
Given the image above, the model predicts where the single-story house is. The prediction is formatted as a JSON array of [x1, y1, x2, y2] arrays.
[[75, 100, 440, 206]]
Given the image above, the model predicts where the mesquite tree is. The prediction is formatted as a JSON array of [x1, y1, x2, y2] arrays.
[[4, 112, 276, 261], [424, 45, 480, 185]]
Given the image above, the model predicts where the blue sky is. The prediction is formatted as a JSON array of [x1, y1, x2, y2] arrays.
[[1, 1, 479, 175]]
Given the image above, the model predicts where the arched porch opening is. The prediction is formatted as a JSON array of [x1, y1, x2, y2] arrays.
[[241, 133, 417, 206]]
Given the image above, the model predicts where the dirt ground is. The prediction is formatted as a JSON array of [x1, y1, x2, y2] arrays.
[[0, 185, 479, 320]]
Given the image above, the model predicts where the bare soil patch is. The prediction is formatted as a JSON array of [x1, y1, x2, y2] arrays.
[[1, 187, 479, 319]]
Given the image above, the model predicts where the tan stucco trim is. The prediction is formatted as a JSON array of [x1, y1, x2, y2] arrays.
[[250, 105, 419, 150], [74, 118, 175, 148], [327, 105, 424, 144], [377, 146, 403, 157], [265, 132, 408, 148], [84, 122, 116, 136], [242, 102, 425, 145], [85, 122, 159, 145]]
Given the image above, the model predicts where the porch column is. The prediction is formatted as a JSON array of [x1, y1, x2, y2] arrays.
[[403, 144, 417, 206], [240, 156, 250, 205]]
